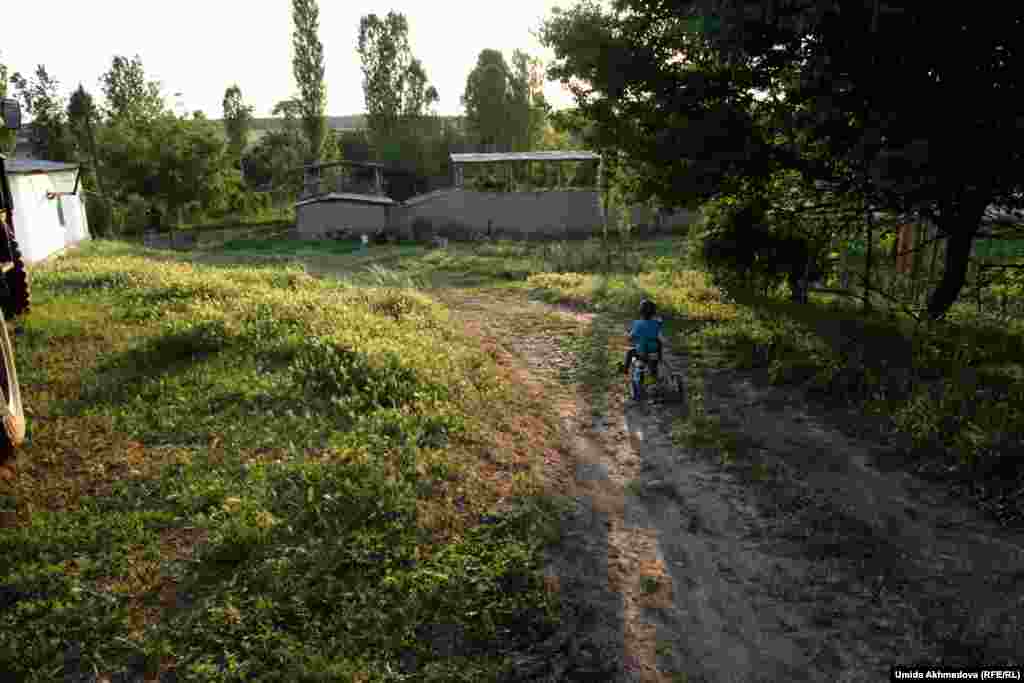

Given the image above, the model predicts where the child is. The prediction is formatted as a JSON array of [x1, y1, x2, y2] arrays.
[[620, 299, 663, 376]]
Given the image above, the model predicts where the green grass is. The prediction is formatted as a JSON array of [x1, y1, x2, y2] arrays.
[[23, 230, 1019, 677], [218, 236, 363, 255], [475, 236, 1024, 523], [3, 241, 571, 681], [124, 232, 1024, 516]]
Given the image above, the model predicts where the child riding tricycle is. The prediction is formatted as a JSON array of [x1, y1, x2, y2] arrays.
[[618, 299, 685, 403]]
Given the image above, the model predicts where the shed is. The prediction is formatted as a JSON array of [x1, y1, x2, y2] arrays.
[[4, 159, 90, 263], [295, 161, 396, 240]]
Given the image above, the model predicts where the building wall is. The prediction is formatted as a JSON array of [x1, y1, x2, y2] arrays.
[[295, 189, 694, 242], [398, 188, 602, 240], [7, 172, 90, 263], [296, 200, 394, 239]]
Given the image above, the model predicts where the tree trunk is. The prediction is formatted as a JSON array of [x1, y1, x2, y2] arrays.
[[85, 118, 106, 198], [926, 216, 983, 320], [863, 210, 874, 312], [927, 224, 941, 304]]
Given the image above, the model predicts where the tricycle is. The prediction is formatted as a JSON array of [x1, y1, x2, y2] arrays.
[[627, 341, 685, 403]]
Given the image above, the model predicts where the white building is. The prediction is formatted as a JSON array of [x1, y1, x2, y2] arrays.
[[4, 159, 90, 263]]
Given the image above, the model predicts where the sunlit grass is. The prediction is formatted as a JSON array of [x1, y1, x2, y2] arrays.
[[2, 241, 569, 681]]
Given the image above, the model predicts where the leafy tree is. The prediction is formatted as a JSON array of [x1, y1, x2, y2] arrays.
[[68, 84, 117, 236], [222, 84, 254, 159], [291, 0, 327, 163], [10, 65, 76, 161], [0, 53, 14, 154], [509, 50, 550, 151], [462, 49, 548, 151], [241, 98, 308, 199], [67, 85, 107, 198], [462, 49, 513, 149], [402, 58, 439, 119], [99, 112, 253, 227], [357, 11, 439, 157], [540, 0, 1024, 318], [100, 55, 165, 124]]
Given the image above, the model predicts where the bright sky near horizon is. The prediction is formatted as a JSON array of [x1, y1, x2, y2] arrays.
[[1, 0, 579, 120]]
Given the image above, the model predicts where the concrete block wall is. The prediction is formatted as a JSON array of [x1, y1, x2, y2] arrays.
[[400, 188, 602, 240], [296, 200, 393, 239], [295, 189, 694, 241]]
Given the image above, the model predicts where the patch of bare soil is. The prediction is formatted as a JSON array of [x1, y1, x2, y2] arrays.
[[436, 290, 1023, 682]]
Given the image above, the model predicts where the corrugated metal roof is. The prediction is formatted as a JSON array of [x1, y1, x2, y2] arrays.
[[5, 159, 80, 174], [298, 160, 385, 171], [294, 192, 396, 208], [450, 151, 600, 164]]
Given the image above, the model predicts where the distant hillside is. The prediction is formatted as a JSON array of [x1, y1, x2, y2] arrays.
[[248, 115, 369, 131]]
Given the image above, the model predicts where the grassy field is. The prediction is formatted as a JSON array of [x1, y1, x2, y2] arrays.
[[230, 233, 1022, 518], [195, 234, 1023, 517], [2, 241, 571, 681], [3, 232, 1022, 680]]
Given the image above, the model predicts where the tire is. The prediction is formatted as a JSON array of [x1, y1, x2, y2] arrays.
[[631, 364, 645, 401], [0, 234, 30, 320], [0, 308, 25, 462]]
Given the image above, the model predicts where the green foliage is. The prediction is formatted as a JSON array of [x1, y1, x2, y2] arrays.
[[6, 241, 566, 679], [10, 65, 76, 161], [462, 50, 513, 148], [357, 11, 439, 147], [221, 85, 254, 160], [67, 85, 99, 158], [100, 55, 165, 125], [242, 99, 308, 199], [462, 49, 549, 151], [521, 236, 1023, 522], [98, 113, 250, 228], [0, 54, 13, 153], [539, 0, 1024, 319], [291, 0, 327, 162]]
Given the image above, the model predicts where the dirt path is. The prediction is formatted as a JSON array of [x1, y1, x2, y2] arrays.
[[432, 289, 1024, 682]]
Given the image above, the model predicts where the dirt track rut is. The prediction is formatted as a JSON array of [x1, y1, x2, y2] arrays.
[[438, 291, 1024, 682]]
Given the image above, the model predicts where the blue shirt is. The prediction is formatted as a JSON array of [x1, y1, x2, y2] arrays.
[[630, 319, 662, 354]]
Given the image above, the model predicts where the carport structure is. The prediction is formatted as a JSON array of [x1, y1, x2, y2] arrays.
[[449, 150, 602, 191], [301, 160, 385, 199]]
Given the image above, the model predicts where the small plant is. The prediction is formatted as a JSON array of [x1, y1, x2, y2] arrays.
[[640, 574, 660, 594]]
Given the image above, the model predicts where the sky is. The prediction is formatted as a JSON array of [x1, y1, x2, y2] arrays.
[[1, 0, 580, 120]]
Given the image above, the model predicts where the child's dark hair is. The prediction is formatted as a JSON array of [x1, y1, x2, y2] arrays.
[[639, 299, 657, 319]]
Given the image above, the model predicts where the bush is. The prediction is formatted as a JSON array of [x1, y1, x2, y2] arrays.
[[84, 195, 115, 238]]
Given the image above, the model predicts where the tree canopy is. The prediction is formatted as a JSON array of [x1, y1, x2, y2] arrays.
[[222, 84, 254, 160], [291, 0, 327, 163], [100, 55, 165, 125], [10, 65, 76, 161], [357, 11, 439, 155], [461, 49, 549, 152], [540, 0, 1024, 317], [0, 55, 12, 154]]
